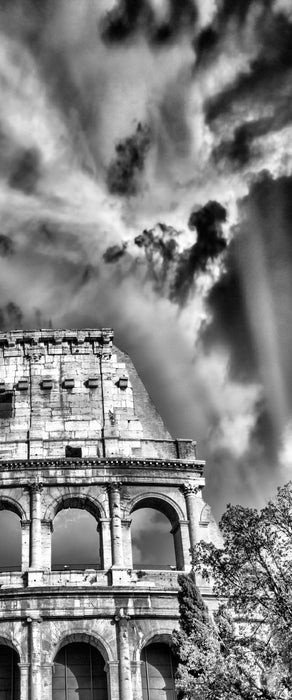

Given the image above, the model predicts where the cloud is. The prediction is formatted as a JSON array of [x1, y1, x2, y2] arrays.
[[0, 235, 14, 257], [195, 3, 292, 176], [174, 200, 227, 302], [9, 147, 41, 194], [103, 242, 128, 263], [107, 123, 151, 196], [103, 200, 227, 303], [202, 243, 257, 382], [100, 0, 197, 45], [0, 0, 292, 523], [0, 302, 23, 330]]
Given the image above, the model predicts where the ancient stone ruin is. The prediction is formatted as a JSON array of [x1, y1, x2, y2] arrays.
[[0, 328, 220, 700]]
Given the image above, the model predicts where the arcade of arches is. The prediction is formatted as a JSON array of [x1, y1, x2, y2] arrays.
[[0, 493, 188, 572], [0, 640, 177, 700], [51, 641, 176, 700]]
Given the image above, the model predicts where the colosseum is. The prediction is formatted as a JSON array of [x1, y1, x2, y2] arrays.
[[0, 327, 219, 700]]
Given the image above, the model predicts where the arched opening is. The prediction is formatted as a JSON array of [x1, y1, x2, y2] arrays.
[[51, 509, 101, 571], [131, 508, 176, 570], [52, 642, 108, 700], [130, 496, 184, 570], [0, 510, 21, 571], [0, 645, 20, 699], [141, 642, 177, 700]]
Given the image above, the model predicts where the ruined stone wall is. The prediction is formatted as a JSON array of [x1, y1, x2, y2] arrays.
[[0, 329, 197, 462], [0, 328, 220, 700]]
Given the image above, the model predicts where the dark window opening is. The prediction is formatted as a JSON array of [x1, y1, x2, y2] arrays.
[[52, 509, 101, 570], [53, 642, 108, 700], [131, 507, 176, 570], [65, 445, 82, 458], [0, 510, 21, 571], [0, 646, 20, 700], [141, 643, 177, 700], [0, 391, 13, 419]]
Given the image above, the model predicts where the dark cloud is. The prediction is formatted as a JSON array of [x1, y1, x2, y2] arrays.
[[195, 0, 274, 66], [202, 243, 257, 382], [173, 201, 227, 303], [0, 302, 23, 330], [0, 235, 14, 257], [103, 201, 227, 304], [203, 10, 292, 122], [217, 0, 273, 24], [212, 123, 258, 168], [103, 243, 128, 264], [249, 397, 279, 462], [188, 201, 227, 259], [192, 2, 292, 178], [107, 123, 151, 197], [9, 147, 41, 194], [202, 170, 292, 452], [100, 0, 197, 45]]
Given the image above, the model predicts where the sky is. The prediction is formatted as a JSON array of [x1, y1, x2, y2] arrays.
[[1, 0, 292, 519]]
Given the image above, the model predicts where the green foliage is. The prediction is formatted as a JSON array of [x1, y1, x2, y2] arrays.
[[174, 483, 292, 699]]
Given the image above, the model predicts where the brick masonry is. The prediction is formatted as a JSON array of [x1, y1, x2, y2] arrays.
[[0, 329, 221, 700]]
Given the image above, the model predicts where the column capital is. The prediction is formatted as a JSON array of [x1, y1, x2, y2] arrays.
[[181, 482, 202, 497], [26, 481, 43, 494], [107, 482, 122, 494], [114, 607, 131, 622], [26, 614, 43, 624]]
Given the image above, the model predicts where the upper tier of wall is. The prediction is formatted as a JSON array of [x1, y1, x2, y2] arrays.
[[0, 329, 197, 462]]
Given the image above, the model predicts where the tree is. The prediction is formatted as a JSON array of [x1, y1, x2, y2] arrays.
[[174, 482, 292, 699], [172, 571, 227, 699]]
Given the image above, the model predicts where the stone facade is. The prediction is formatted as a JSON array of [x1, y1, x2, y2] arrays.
[[0, 329, 220, 700]]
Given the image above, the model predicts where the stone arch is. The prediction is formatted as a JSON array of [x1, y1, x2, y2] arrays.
[[0, 634, 21, 659], [127, 491, 185, 525], [44, 491, 106, 522], [140, 629, 174, 651], [0, 500, 23, 572], [0, 496, 26, 520], [140, 630, 177, 700], [128, 493, 185, 570], [50, 630, 113, 665]]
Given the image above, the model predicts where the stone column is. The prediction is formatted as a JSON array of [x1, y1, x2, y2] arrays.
[[27, 614, 42, 700], [115, 610, 133, 700], [182, 483, 203, 566], [29, 482, 43, 569], [41, 519, 53, 570], [19, 661, 30, 700], [21, 520, 30, 571], [41, 662, 53, 700], [122, 518, 133, 569], [108, 483, 124, 568], [99, 518, 112, 569]]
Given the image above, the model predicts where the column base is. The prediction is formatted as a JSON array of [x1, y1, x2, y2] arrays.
[[110, 567, 130, 586], [24, 569, 46, 586]]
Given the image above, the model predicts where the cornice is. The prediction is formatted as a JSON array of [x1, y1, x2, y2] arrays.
[[0, 456, 205, 473]]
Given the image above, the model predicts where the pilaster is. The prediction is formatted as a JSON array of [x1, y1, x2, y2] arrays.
[[115, 609, 133, 700]]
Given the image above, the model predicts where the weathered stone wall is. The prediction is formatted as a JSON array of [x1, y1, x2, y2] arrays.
[[0, 328, 220, 700], [0, 330, 197, 462]]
